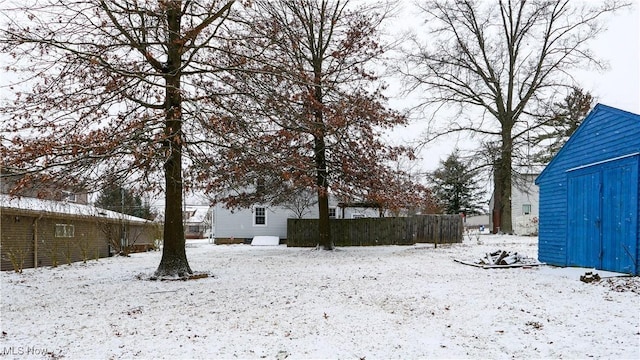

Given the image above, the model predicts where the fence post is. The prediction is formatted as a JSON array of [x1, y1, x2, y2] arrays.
[[434, 216, 439, 248]]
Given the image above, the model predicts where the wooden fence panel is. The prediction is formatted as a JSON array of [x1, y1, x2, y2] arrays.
[[287, 215, 463, 247]]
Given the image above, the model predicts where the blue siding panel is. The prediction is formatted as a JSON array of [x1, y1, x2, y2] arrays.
[[601, 160, 638, 274], [536, 104, 640, 275]]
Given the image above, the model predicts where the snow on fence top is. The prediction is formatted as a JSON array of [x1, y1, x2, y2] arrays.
[[0, 194, 151, 224]]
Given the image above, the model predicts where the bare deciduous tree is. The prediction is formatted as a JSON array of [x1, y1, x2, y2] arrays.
[[402, 0, 630, 233]]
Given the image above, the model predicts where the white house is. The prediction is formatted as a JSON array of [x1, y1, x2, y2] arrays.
[[489, 173, 539, 235], [211, 197, 382, 244], [183, 205, 211, 239], [464, 214, 490, 232]]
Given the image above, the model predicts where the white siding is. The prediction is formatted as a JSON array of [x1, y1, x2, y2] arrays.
[[214, 200, 336, 241], [511, 174, 540, 236], [214, 204, 293, 240], [213, 197, 386, 241], [488, 174, 540, 235]]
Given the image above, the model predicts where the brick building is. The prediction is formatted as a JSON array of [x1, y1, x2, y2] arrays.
[[1, 194, 160, 271]]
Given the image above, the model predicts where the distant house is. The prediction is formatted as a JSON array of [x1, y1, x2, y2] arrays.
[[535, 104, 639, 275], [489, 173, 539, 235], [1, 169, 91, 205], [337, 202, 384, 219], [464, 214, 490, 232], [1, 194, 159, 271], [183, 205, 211, 239], [212, 197, 382, 244]]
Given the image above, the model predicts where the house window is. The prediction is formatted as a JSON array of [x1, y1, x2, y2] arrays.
[[329, 207, 336, 219], [62, 191, 76, 202], [254, 207, 266, 225], [188, 225, 200, 233], [523, 204, 532, 215], [55, 224, 75, 238], [256, 178, 265, 194], [352, 214, 365, 219]]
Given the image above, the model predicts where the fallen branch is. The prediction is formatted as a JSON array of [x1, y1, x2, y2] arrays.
[[156, 273, 210, 281], [148, 289, 181, 294], [454, 259, 545, 269]]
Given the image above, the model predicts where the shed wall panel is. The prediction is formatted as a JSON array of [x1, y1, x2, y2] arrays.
[[538, 177, 569, 265]]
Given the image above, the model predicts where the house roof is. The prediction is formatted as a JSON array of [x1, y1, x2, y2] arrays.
[[184, 205, 210, 224], [1, 194, 151, 224], [535, 103, 640, 185]]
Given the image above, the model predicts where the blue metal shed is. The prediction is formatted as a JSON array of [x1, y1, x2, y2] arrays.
[[535, 104, 640, 275]]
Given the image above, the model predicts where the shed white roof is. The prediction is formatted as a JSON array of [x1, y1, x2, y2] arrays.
[[1, 194, 151, 224]]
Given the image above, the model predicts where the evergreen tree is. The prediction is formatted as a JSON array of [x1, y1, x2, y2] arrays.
[[430, 150, 485, 216], [95, 182, 153, 220]]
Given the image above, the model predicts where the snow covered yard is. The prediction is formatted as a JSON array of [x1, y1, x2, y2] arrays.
[[1, 234, 638, 359]]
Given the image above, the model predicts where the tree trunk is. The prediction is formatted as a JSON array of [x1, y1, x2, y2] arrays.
[[155, 4, 192, 277], [498, 130, 513, 234], [312, 55, 332, 250], [315, 134, 333, 250], [492, 162, 503, 234]]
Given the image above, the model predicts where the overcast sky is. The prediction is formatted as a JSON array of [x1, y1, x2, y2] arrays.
[[573, 1, 639, 114]]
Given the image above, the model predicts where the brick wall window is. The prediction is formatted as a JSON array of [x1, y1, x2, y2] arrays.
[[55, 224, 75, 237], [62, 191, 77, 202]]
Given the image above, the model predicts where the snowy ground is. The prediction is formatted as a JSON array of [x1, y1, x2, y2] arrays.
[[1, 234, 639, 359]]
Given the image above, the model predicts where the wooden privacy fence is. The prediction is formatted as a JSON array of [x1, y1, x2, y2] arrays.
[[287, 215, 463, 247]]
